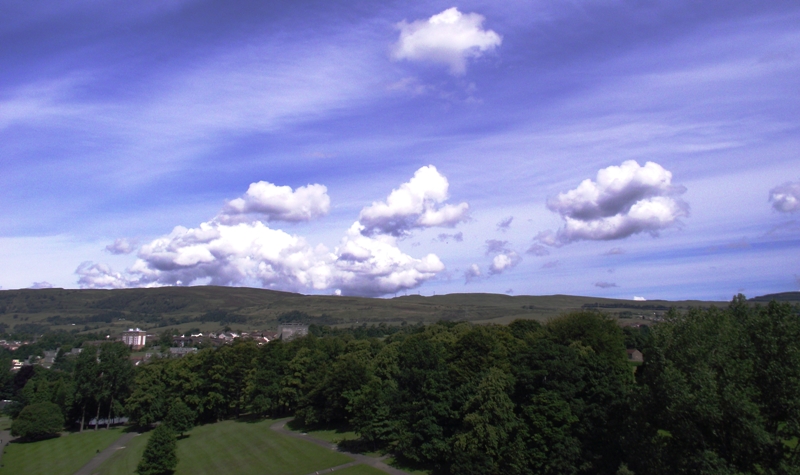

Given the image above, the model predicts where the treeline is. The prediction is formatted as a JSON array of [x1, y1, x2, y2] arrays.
[[5, 296, 800, 474]]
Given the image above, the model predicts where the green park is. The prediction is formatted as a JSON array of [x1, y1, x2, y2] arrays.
[[1, 287, 799, 474]]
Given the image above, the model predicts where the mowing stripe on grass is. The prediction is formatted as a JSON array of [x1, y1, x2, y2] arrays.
[[173, 419, 352, 475], [0, 428, 124, 475]]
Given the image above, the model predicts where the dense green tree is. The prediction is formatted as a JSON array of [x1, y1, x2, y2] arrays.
[[126, 359, 170, 427], [165, 399, 195, 437], [513, 321, 630, 475], [98, 342, 134, 429], [392, 331, 456, 470], [629, 297, 800, 475], [11, 402, 64, 440], [72, 346, 101, 431], [452, 367, 524, 474], [136, 424, 178, 475]]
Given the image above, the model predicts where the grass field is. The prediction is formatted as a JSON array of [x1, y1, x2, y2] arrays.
[[0, 417, 11, 431], [0, 428, 123, 475], [95, 419, 353, 475], [334, 465, 388, 475], [94, 431, 152, 475], [175, 419, 352, 475], [287, 420, 358, 444]]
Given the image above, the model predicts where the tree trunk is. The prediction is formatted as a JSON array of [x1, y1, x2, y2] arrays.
[[80, 403, 86, 432], [106, 396, 114, 429], [95, 403, 102, 430]]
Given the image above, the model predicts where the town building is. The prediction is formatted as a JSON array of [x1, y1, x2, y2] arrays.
[[278, 323, 309, 341], [121, 328, 147, 350]]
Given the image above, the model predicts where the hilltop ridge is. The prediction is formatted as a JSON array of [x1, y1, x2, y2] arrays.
[[0, 285, 791, 337]]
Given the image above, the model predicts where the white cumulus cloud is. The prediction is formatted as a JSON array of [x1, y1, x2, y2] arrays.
[[392, 7, 502, 75], [76, 262, 132, 289], [335, 223, 444, 297], [484, 240, 521, 275], [358, 165, 469, 237], [77, 173, 456, 297], [538, 160, 688, 246], [769, 180, 800, 213], [490, 252, 520, 275], [105, 238, 138, 255], [464, 263, 481, 284], [218, 181, 330, 223], [29, 281, 53, 289]]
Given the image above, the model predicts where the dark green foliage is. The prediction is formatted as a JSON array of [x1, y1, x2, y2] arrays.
[[11, 402, 64, 440], [627, 296, 800, 475], [126, 359, 171, 427], [279, 310, 342, 326], [622, 325, 651, 350], [165, 399, 195, 436], [11, 294, 790, 475], [136, 424, 178, 475]]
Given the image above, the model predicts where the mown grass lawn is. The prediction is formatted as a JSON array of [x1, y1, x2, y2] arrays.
[[174, 419, 352, 475], [94, 431, 152, 475], [0, 428, 123, 475], [333, 465, 388, 475], [287, 419, 358, 444], [95, 419, 353, 475]]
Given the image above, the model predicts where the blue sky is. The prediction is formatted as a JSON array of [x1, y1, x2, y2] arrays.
[[1, 0, 799, 300]]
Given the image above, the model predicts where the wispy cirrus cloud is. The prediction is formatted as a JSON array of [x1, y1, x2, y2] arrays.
[[595, 281, 618, 289], [497, 216, 513, 232]]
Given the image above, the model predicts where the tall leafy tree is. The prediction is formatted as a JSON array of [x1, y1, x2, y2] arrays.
[[126, 359, 170, 427], [165, 399, 195, 437], [98, 342, 134, 429], [72, 346, 101, 431], [136, 424, 178, 475], [629, 297, 800, 475], [452, 367, 524, 474]]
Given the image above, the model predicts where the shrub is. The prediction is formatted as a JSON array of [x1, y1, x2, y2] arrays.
[[10, 402, 64, 440]]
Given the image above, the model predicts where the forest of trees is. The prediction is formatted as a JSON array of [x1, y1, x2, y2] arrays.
[[2, 296, 799, 474]]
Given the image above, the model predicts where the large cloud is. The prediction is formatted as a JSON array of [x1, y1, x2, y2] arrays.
[[358, 165, 469, 237], [538, 160, 688, 245], [392, 7, 502, 75], [218, 181, 330, 223], [334, 223, 444, 297], [769, 180, 800, 213], [77, 172, 462, 296]]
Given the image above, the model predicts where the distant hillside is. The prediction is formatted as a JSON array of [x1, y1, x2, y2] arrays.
[[0, 286, 733, 337], [749, 292, 800, 303]]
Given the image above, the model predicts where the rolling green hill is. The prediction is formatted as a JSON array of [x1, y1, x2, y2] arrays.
[[0, 285, 751, 337]]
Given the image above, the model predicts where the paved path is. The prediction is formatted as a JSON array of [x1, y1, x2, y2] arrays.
[[270, 419, 411, 475], [73, 431, 140, 475]]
